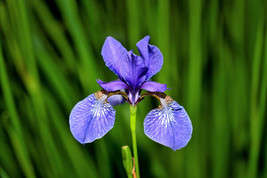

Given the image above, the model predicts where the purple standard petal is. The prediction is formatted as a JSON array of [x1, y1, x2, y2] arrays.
[[107, 94, 125, 106], [136, 36, 163, 79], [140, 81, 167, 92], [121, 51, 148, 89], [144, 96, 192, 151], [69, 91, 115, 144], [101, 36, 128, 78], [97, 79, 129, 91]]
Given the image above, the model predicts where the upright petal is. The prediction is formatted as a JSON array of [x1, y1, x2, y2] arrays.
[[144, 95, 192, 151], [136, 36, 163, 79], [121, 51, 148, 89], [101, 36, 128, 78], [69, 91, 115, 144]]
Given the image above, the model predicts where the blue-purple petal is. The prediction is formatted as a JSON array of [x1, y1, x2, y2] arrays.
[[144, 100, 192, 151], [101, 37, 148, 90], [121, 51, 148, 89], [69, 92, 115, 144], [97, 79, 129, 91], [136, 36, 163, 79], [107, 94, 125, 106], [140, 81, 167, 92], [101, 36, 128, 78]]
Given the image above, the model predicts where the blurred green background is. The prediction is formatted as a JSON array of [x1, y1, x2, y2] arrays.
[[0, 0, 266, 177]]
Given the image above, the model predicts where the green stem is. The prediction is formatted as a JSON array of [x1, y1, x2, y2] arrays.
[[130, 105, 140, 178]]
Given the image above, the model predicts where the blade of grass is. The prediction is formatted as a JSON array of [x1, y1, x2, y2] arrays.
[[259, 24, 267, 138], [157, 0, 171, 89], [31, 0, 77, 73], [186, 0, 202, 177], [55, 0, 99, 92], [44, 89, 98, 178], [0, 41, 35, 178], [212, 36, 231, 178], [33, 36, 75, 110], [0, 167, 10, 178], [81, 0, 102, 48], [126, 0, 140, 48], [8, 0, 68, 175], [248, 13, 264, 178], [0, 114, 20, 178]]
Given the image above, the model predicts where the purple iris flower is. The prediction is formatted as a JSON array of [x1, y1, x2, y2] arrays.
[[69, 36, 192, 151]]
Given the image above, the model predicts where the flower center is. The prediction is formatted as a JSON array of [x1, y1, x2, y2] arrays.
[[128, 90, 140, 105]]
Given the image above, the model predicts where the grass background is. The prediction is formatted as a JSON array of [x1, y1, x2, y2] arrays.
[[0, 0, 266, 177]]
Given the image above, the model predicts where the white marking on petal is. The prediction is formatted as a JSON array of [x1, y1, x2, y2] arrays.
[[144, 99, 192, 151], [69, 92, 115, 144]]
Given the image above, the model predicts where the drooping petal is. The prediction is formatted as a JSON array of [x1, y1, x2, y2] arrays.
[[144, 96, 192, 151], [140, 81, 167, 92], [136, 36, 163, 79], [107, 94, 125, 106], [120, 51, 148, 89], [97, 79, 129, 91], [69, 91, 115, 144], [101, 36, 128, 78]]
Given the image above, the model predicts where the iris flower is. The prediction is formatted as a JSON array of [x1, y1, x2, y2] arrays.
[[69, 36, 192, 151]]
